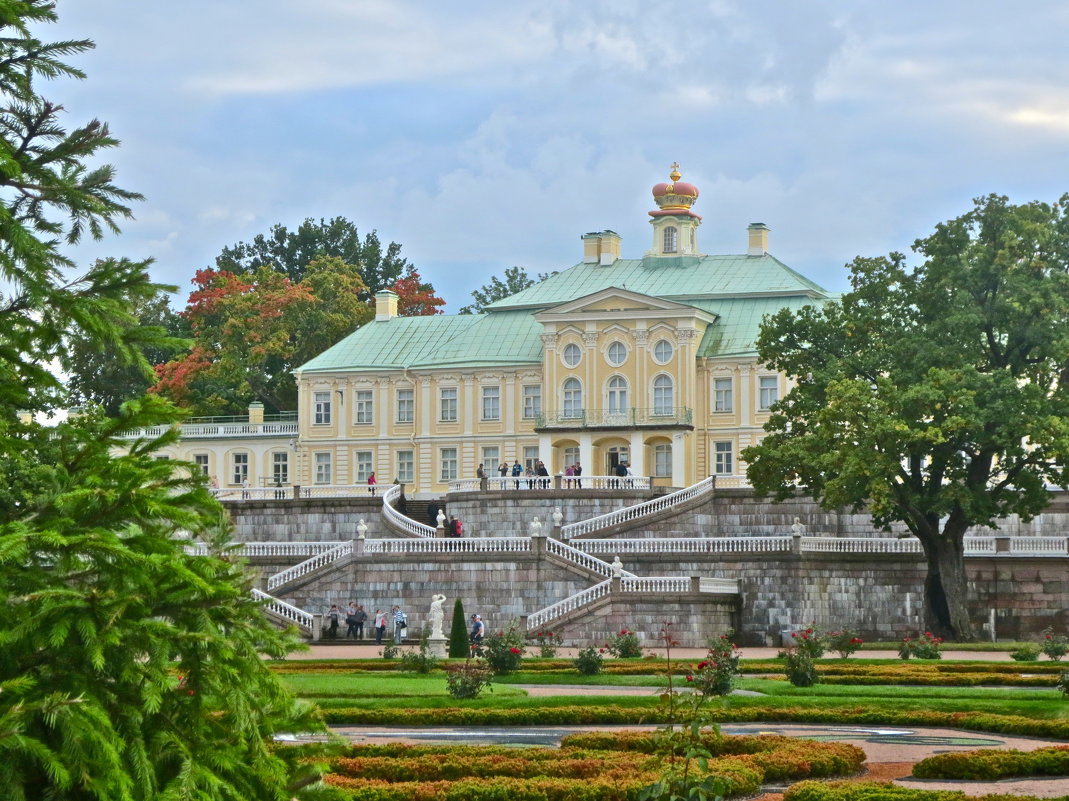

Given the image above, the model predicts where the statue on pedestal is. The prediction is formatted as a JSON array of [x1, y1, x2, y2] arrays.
[[552, 507, 564, 528], [791, 517, 806, 537], [428, 594, 447, 639], [611, 555, 623, 577], [529, 516, 543, 537], [437, 509, 447, 530]]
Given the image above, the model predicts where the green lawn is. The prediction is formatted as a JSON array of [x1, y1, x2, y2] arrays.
[[278, 672, 527, 697]]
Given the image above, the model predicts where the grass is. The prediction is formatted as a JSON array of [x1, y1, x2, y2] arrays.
[[278, 672, 526, 697]]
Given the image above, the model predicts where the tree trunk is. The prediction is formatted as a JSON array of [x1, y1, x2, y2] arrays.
[[921, 533, 975, 641]]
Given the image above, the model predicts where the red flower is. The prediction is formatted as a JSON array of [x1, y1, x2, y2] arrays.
[[599, 648, 606, 653], [686, 675, 694, 682], [697, 661, 708, 670], [509, 647, 521, 654], [791, 632, 798, 638], [620, 629, 629, 636]]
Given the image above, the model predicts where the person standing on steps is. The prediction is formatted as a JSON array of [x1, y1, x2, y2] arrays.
[[392, 604, 407, 644], [374, 608, 387, 644], [353, 604, 368, 640], [345, 602, 359, 639], [325, 604, 341, 639]]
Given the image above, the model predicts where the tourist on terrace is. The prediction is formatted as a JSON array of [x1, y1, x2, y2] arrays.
[[511, 460, 523, 489], [392, 604, 407, 644], [373, 609, 387, 644], [325, 604, 341, 639], [367, 472, 376, 495]]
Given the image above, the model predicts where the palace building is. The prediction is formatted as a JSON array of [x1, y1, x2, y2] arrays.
[[285, 165, 835, 496]]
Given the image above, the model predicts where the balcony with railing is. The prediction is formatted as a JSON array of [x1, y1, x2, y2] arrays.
[[535, 406, 693, 430], [120, 411, 298, 440]]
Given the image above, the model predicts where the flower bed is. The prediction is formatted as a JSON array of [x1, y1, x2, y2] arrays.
[[785, 780, 1053, 800], [912, 745, 1069, 780], [311, 734, 864, 800]]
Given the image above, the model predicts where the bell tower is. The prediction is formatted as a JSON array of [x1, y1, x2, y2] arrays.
[[646, 163, 702, 257]]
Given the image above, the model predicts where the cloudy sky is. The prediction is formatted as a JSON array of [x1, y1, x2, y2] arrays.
[[48, 1, 1069, 311]]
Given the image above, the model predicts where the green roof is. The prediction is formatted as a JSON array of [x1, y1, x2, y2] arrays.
[[296, 252, 833, 373], [485, 253, 829, 310]]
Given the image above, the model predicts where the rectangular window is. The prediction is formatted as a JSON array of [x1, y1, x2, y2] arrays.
[[194, 453, 209, 475], [714, 441, 734, 475], [523, 446, 539, 472], [440, 448, 457, 481], [481, 385, 500, 421], [522, 385, 542, 419], [314, 452, 332, 484], [397, 450, 414, 484], [313, 391, 332, 425], [563, 446, 579, 468], [397, 388, 414, 423], [758, 376, 778, 410], [355, 450, 373, 482], [232, 452, 249, 485], [654, 444, 672, 477], [439, 387, 457, 422], [481, 446, 499, 471], [354, 390, 374, 424], [714, 377, 733, 413], [272, 452, 288, 485]]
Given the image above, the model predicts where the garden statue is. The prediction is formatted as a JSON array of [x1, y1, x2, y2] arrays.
[[428, 593, 447, 639], [611, 555, 623, 577]]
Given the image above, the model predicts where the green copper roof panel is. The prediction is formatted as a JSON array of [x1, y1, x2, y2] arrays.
[[485, 253, 830, 311], [297, 310, 542, 373], [691, 295, 828, 358]]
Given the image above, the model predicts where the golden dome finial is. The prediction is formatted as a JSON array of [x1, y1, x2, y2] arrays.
[[669, 162, 681, 181]]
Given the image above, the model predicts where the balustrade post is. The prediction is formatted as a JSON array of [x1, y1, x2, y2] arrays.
[[995, 534, 1011, 553], [553, 473, 562, 490], [791, 533, 803, 555], [530, 535, 546, 558], [312, 613, 323, 642], [611, 575, 621, 593], [352, 538, 365, 557], [690, 576, 701, 593], [292, 485, 301, 500]]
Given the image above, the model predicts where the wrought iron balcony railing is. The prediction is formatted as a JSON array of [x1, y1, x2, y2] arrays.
[[535, 406, 692, 429]]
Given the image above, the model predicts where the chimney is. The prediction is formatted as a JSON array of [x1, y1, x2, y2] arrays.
[[747, 222, 770, 256], [581, 230, 621, 266], [375, 289, 399, 321], [248, 401, 264, 425]]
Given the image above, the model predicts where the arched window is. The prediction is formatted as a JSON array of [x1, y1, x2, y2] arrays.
[[663, 226, 678, 254], [653, 374, 674, 415], [563, 378, 583, 418], [607, 375, 628, 413]]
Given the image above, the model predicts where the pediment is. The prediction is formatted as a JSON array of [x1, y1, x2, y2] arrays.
[[533, 287, 711, 321]]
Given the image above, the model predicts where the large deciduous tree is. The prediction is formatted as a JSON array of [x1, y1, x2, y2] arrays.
[[458, 266, 543, 314], [742, 195, 1069, 641], [0, 4, 320, 798]]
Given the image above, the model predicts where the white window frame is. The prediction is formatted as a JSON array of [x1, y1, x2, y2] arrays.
[[562, 343, 582, 367], [523, 446, 539, 472], [714, 377, 733, 413], [562, 377, 583, 418], [314, 452, 332, 485], [563, 446, 579, 468], [522, 385, 541, 419], [355, 450, 373, 482], [663, 226, 678, 253], [606, 341, 627, 366], [481, 385, 500, 421], [653, 443, 672, 477], [607, 375, 628, 413], [439, 387, 458, 422], [440, 448, 457, 481], [397, 450, 414, 483], [652, 374, 674, 416], [231, 452, 249, 485], [481, 446, 499, 470], [714, 441, 734, 475], [272, 451, 288, 485], [193, 453, 209, 476], [397, 388, 414, 423], [759, 376, 779, 410], [653, 339, 674, 364], [313, 391, 332, 425], [354, 390, 374, 425]]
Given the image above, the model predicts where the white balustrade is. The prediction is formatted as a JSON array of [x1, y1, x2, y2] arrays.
[[251, 588, 313, 631], [1008, 536, 1068, 555], [447, 475, 651, 493], [266, 541, 352, 590], [382, 485, 435, 538], [801, 536, 924, 554], [363, 537, 531, 555], [545, 538, 635, 578], [578, 537, 792, 554], [620, 576, 689, 593], [698, 577, 741, 594], [185, 541, 343, 558], [526, 580, 612, 630], [561, 476, 715, 539]]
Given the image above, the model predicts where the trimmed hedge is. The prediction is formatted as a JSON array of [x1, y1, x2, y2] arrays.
[[912, 745, 1069, 780], [784, 780, 1059, 801], [318, 703, 1069, 740], [311, 734, 865, 801]]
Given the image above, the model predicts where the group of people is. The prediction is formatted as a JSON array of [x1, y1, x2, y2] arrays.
[[484, 460, 552, 489], [324, 603, 408, 644]]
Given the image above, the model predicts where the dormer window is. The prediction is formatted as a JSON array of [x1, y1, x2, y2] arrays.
[[663, 226, 678, 254]]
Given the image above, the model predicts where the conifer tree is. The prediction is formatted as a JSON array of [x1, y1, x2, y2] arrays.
[[449, 598, 469, 658], [0, 4, 320, 798]]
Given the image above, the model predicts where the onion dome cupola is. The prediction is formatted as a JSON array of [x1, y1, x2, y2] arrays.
[[647, 162, 703, 257]]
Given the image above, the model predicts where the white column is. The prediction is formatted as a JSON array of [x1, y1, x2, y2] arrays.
[[579, 432, 594, 476], [671, 432, 687, 487], [539, 433, 552, 469], [739, 365, 752, 427], [629, 430, 645, 476]]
